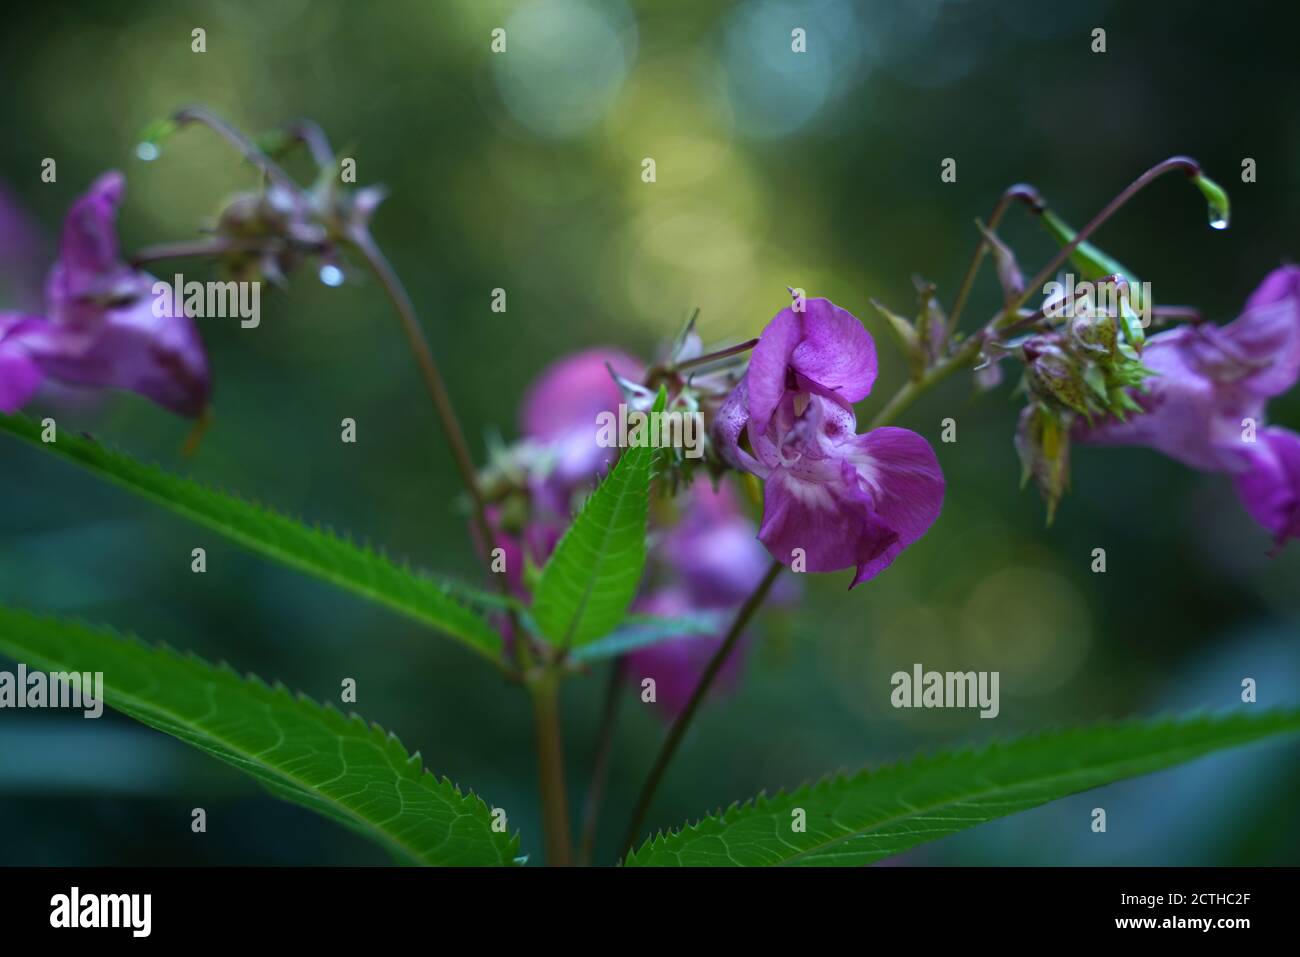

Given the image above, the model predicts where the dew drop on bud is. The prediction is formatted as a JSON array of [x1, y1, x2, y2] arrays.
[[319, 264, 345, 287], [135, 142, 161, 162], [1192, 172, 1230, 231]]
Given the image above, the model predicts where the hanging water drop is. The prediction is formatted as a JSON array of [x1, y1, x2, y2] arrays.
[[1192, 172, 1230, 231], [319, 264, 345, 287], [135, 142, 161, 162]]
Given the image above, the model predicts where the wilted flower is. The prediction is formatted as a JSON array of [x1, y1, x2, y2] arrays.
[[716, 297, 944, 587], [0, 172, 210, 417]]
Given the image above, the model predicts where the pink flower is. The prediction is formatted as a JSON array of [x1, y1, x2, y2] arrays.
[[1079, 266, 1300, 550], [1081, 266, 1300, 473], [716, 298, 945, 588], [0, 173, 210, 417], [518, 347, 642, 513]]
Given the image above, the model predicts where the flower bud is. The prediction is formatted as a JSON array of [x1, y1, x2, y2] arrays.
[[1192, 172, 1230, 230], [976, 220, 1024, 304], [1022, 336, 1092, 417], [1015, 403, 1072, 523], [869, 299, 925, 381]]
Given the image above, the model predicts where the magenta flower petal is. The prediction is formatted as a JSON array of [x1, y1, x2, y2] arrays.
[[757, 464, 899, 581], [1234, 427, 1300, 549], [746, 298, 877, 434], [843, 426, 946, 584], [664, 476, 772, 608], [791, 297, 879, 401], [1082, 268, 1300, 474], [55, 171, 125, 285], [717, 298, 942, 588], [746, 306, 802, 435], [519, 347, 642, 503], [1080, 327, 1260, 473], [31, 277, 210, 418], [1244, 264, 1300, 313], [22, 172, 211, 417], [519, 347, 641, 442], [1216, 269, 1300, 398], [714, 376, 768, 476], [0, 314, 45, 413]]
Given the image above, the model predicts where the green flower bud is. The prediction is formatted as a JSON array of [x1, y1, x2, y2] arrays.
[[1015, 403, 1072, 524], [1192, 172, 1230, 230]]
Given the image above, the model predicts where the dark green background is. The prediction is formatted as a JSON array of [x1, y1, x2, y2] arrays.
[[1, 0, 1297, 865]]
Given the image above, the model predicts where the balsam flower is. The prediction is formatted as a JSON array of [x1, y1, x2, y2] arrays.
[[0, 172, 210, 417], [1079, 266, 1300, 549], [716, 298, 945, 587], [1080, 266, 1300, 473]]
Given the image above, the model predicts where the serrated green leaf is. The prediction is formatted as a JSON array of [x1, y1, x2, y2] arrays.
[[532, 390, 665, 648], [626, 710, 1300, 866], [0, 414, 504, 666], [0, 604, 520, 865]]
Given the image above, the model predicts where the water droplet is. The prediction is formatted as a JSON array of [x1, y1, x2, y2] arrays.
[[1208, 211, 1229, 230], [135, 142, 161, 162], [319, 264, 345, 287]]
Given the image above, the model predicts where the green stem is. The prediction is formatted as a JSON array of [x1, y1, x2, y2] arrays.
[[347, 230, 501, 581], [172, 106, 303, 195], [866, 335, 984, 431], [674, 338, 760, 372], [577, 661, 624, 865], [530, 673, 573, 866], [948, 184, 1044, 331], [1007, 156, 1202, 319], [620, 559, 784, 859], [129, 237, 322, 269]]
